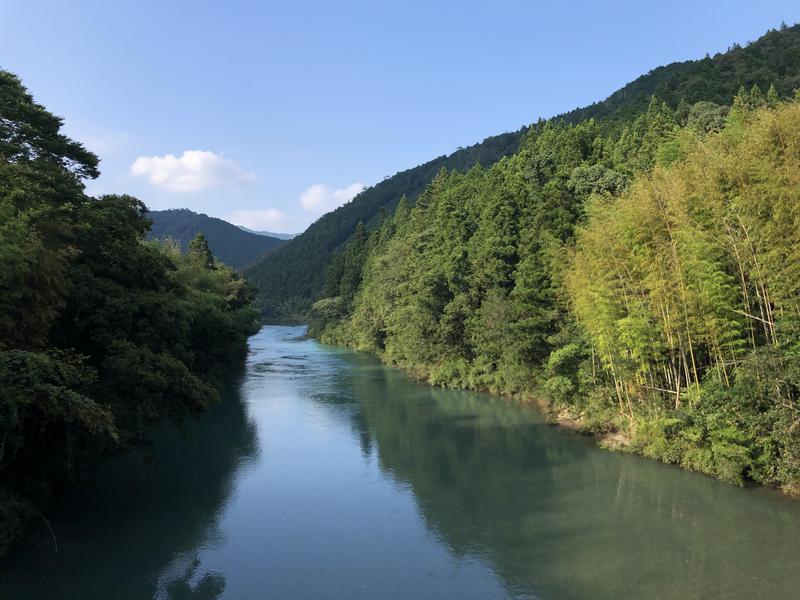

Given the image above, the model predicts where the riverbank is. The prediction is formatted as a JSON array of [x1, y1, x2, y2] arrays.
[[7, 325, 800, 599], [313, 328, 631, 442], [313, 326, 799, 498]]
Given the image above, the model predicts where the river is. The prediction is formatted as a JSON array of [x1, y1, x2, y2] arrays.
[[2, 325, 800, 599]]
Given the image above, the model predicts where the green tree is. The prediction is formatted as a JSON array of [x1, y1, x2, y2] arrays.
[[188, 232, 216, 269], [0, 70, 259, 554]]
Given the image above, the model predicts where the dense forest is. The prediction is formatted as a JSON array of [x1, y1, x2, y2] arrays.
[[245, 129, 525, 320], [147, 208, 286, 269], [0, 71, 260, 553], [248, 23, 800, 322], [312, 69, 800, 492]]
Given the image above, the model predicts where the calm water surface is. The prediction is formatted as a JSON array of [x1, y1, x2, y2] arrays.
[[3, 325, 800, 599]]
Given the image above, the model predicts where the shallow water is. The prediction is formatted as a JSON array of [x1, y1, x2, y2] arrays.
[[3, 325, 800, 599]]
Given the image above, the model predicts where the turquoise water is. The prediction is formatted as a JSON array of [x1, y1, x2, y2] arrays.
[[3, 325, 800, 599]]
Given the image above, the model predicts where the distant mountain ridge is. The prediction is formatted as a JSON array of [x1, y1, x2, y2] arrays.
[[246, 23, 800, 320], [246, 130, 524, 317], [147, 209, 285, 269], [237, 226, 298, 240]]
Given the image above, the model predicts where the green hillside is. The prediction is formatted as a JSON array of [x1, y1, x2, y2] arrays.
[[556, 23, 800, 127], [245, 130, 524, 319], [246, 23, 800, 321], [313, 77, 800, 493], [147, 208, 285, 269]]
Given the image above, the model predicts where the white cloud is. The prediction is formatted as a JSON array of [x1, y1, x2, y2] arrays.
[[300, 182, 364, 214], [226, 208, 291, 231], [130, 150, 256, 192], [223, 181, 365, 236]]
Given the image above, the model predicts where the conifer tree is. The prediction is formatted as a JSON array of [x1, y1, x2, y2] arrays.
[[188, 233, 215, 269], [767, 83, 780, 107]]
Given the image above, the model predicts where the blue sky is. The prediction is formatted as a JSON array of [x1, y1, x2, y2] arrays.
[[2, 1, 799, 233]]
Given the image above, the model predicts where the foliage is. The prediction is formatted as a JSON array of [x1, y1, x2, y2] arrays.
[[554, 24, 800, 128], [568, 99, 800, 489], [147, 208, 285, 269], [246, 131, 526, 321], [311, 76, 800, 495], [248, 24, 800, 322], [0, 70, 259, 553]]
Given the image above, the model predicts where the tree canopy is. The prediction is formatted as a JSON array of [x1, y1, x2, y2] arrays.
[[311, 85, 800, 495], [147, 208, 286, 269], [0, 70, 259, 554], [248, 23, 800, 322]]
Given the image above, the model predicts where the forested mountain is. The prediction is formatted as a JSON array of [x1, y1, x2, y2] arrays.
[[0, 71, 259, 553], [555, 22, 800, 128], [147, 209, 285, 269], [247, 23, 800, 321], [245, 131, 526, 319], [312, 80, 800, 493]]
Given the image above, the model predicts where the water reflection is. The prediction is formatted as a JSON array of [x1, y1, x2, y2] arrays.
[[319, 337, 800, 600], [157, 557, 226, 600], [4, 326, 800, 600], [0, 380, 258, 599]]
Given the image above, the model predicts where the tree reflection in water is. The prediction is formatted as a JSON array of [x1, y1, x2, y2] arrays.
[[0, 380, 258, 600]]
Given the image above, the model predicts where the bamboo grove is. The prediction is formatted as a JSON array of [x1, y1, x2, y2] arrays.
[[312, 90, 800, 493]]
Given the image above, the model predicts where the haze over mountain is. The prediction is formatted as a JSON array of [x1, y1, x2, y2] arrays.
[[246, 23, 800, 320], [147, 209, 285, 269], [237, 227, 298, 240]]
